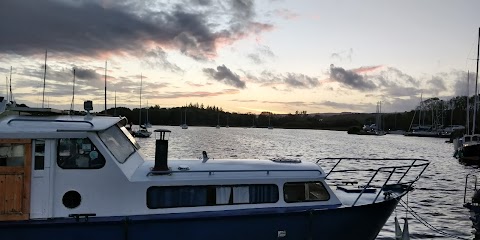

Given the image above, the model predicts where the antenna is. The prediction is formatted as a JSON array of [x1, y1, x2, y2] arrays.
[[42, 50, 47, 108], [104, 60, 107, 115], [70, 68, 76, 114]]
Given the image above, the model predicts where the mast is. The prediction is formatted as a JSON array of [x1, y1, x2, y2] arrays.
[[472, 28, 480, 134], [9, 67, 12, 103], [139, 74, 142, 125], [42, 50, 47, 108], [474, 28, 480, 134], [70, 68, 75, 114], [114, 91, 117, 116], [5, 76, 8, 103], [467, 71, 470, 134], [104, 61, 107, 115]]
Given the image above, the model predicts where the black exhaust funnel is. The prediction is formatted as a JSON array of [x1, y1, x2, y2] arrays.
[[153, 129, 171, 173]]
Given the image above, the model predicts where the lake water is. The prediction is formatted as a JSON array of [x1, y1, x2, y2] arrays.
[[135, 126, 478, 239]]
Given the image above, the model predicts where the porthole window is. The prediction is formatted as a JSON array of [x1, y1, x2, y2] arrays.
[[57, 138, 105, 169], [62, 191, 81, 209]]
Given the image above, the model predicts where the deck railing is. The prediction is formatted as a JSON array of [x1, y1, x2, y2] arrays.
[[316, 158, 429, 206]]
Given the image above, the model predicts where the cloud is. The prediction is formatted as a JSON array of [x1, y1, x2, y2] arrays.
[[0, 0, 273, 60], [427, 75, 447, 96], [284, 73, 319, 88], [203, 65, 246, 89], [152, 89, 239, 99], [330, 48, 353, 62], [452, 70, 475, 97], [273, 9, 299, 20], [247, 45, 275, 64], [329, 64, 377, 91], [143, 47, 183, 73]]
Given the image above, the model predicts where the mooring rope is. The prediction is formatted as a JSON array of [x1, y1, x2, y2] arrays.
[[395, 196, 469, 240]]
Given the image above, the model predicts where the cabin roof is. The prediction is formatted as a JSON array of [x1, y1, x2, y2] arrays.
[[0, 114, 123, 134], [131, 159, 326, 181]]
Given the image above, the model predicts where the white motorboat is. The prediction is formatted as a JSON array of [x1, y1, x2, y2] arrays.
[[0, 100, 429, 240]]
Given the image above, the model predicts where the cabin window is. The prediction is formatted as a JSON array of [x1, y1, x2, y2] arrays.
[[57, 138, 105, 169], [99, 125, 137, 163], [147, 184, 278, 209], [34, 140, 45, 170], [284, 181, 330, 203], [0, 143, 25, 166]]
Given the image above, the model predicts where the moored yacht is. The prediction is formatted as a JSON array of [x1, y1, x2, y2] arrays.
[[0, 100, 429, 240]]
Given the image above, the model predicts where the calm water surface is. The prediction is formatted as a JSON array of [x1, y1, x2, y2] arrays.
[[136, 126, 479, 239]]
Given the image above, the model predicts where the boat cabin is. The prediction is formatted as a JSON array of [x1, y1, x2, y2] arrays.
[[0, 108, 341, 221]]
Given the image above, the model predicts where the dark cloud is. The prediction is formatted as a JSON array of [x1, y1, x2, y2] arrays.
[[243, 70, 318, 89], [143, 47, 183, 73], [75, 68, 102, 81], [427, 76, 447, 96], [151, 89, 239, 99], [284, 73, 319, 88], [0, 0, 273, 60], [203, 65, 246, 89], [329, 64, 377, 91]]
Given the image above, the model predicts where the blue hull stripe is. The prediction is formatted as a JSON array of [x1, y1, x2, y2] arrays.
[[1, 199, 399, 240]]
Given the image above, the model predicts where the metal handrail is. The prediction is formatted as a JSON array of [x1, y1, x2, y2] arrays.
[[316, 158, 429, 206], [147, 169, 323, 177], [464, 174, 478, 204], [7, 118, 94, 127]]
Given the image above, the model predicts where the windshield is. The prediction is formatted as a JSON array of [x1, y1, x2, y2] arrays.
[[99, 124, 138, 163]]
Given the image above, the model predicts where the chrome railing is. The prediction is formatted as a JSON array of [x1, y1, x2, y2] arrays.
[[316, 158, 429, 206]]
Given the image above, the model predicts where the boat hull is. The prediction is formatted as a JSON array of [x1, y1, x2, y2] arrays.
[[1, 197, 399, 240], [458, 143, 480, 164]]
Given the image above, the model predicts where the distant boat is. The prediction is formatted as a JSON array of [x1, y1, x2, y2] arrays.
[[268, 113, 273, 130], [454, 28, 480, 164], [181, 107, 188, 129], [216, 112, 220, 129], [134, 74, 152, 138], [356, 102, 385, 136]]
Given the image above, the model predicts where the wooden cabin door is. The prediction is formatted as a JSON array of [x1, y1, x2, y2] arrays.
[[0, 139, 31, 221]]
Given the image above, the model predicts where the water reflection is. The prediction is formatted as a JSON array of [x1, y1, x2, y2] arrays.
[[136, 126, 479, 239]]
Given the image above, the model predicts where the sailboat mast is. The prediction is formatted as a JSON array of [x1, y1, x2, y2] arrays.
[[105, 61, 107, 115], [5, 76, 7, 103], [474, 28, 480, 134], [467, 71, 470, 134], [139, 74, 142, 125], [42, 50, 47, 108], [9, 67, 12, 103], [114, 91, 117, 116], [70, 68, 75, 114]]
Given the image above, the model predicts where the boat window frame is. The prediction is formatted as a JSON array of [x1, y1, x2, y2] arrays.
[[98, 124, 138, 164], [283, 181, 331, 203], [146, 184, 279, 209], [56, 137, 106, 169]]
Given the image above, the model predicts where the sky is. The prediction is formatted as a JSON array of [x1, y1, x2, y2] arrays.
[[1, 0, 479, 114]]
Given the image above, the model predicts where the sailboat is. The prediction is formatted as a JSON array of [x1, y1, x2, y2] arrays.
[[357, 101, 385, 135], [226, 115, 229, 128], [454, 28, 480, 164], [216, 112, 220, 129], [181, 107, 188, 129], [134, 74, 152, 138]]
